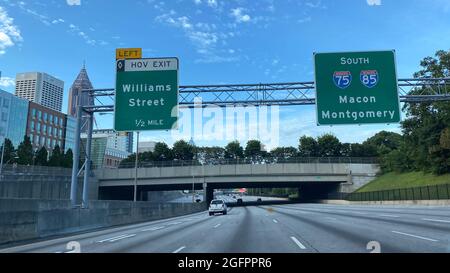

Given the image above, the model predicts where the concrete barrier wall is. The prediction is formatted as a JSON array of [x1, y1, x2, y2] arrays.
[[0, 199, 205, 245]]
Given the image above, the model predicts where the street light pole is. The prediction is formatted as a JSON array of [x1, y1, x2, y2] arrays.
[[133, 131, 140, 202]]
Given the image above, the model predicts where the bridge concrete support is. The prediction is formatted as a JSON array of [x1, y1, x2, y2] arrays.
[[205, 186, 214, 207], [298, 183, 341, 202]]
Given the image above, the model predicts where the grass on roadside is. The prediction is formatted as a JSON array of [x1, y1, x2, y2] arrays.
[[356, 171, 450, 192]]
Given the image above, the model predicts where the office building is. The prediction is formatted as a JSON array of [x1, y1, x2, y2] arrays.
[[93, 129, 133, 153], [138, 141, 157, 153], [15, 72, 64, 112], [80, 131, 130, 169], [67, 64, 95, 132], [0, 89, 29, 148], [26, 102, 67, 152], [64, 116, 77, 153]]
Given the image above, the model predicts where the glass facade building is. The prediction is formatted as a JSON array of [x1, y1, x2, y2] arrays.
[[64, 116, 77, 152], [0, 89, 29, 148]]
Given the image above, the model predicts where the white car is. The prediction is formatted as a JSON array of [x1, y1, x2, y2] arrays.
[[209, 199, 227, 216]]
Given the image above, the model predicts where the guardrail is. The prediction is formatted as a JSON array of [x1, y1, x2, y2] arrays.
[[0, 164, 72, 177], [329, 184, 450, 201], [117, 157, 379, 169]]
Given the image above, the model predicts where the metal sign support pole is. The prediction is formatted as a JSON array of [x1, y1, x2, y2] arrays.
[[70, 106, 83, 207], [82, 112, 93, 208]]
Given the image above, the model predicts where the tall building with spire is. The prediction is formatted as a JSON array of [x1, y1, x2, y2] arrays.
[[67, 63, 94, 132]]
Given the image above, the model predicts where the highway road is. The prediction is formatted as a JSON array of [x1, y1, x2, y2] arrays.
[[1, 203, 449, 253]]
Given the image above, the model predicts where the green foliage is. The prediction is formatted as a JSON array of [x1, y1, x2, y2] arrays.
[[317, 134, 342, 157], [63, 149, 73, 168], [0, 138, 15, 164], [48, 145, 63, 167], [244, 140, 267, 161], [153, 142, 173, 161], [35, 146, 48, 166], [172, 140, 195, 160], [270, 147, 298, 161], [224, 141, 244, 159], [298, 136, 318, 157], [17, 136, 33, 165], [400, 49, 450, 174], [195, 146, 225, 164]]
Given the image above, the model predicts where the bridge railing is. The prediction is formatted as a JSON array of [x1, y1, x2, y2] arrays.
[[0, 164, 72, 177], [117, 157, 379, 169]]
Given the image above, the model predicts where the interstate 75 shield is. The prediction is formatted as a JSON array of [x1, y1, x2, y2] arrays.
[[333, 71, 352, 89]]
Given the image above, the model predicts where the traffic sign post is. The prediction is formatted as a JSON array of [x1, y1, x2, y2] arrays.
[[314, 50, 400, 125], [114, 57, 179, 131]]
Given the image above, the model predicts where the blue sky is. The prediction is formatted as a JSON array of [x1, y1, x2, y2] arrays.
[[1, 0, 450, 149]]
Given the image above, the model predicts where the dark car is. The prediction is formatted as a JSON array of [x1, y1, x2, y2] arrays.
[[237, 198, 243, 204], [257, 198, 262, 202]]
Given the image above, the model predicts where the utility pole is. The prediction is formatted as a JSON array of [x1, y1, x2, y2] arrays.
[[133, 131, 140, 202]]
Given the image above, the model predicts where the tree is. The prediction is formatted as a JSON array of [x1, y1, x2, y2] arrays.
[[298, 136, 318, 157], [349, 143, 378, 157], [0, 138, 15, 164], [244, 140, 267, 162], [153, 142, 173, 161], [224, 141, 244, 159], [317, 134, 342, 157], [48, 145, 63, 167], [401, 49, 450, 174], [195, 146, 225, 164], [17, 136, 33, 165], [270, 147, 298, 161], [363, 131, 402, 155], [172, 140, 195, 160], [35, 147, 48, 166], [63, 149, 73, 168]]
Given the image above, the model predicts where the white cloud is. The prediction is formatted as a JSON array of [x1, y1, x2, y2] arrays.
[[231, 8, 251, 23], [156, 11, 237, 63], [67, 0, 81, 6], [0, 6, 22, 56], [0, 76, 15, 88], [52, 18, 65, 24], [366, 0, 381, 6]]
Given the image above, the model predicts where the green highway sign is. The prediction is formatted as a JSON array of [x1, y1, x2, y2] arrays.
[[114, 57, 179, 131], [314, 50, 400, 126]]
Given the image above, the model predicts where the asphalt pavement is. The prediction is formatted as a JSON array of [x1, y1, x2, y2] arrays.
[[1, 203, 449, 253]]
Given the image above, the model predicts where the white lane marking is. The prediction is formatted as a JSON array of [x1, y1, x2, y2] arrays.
[[54, 251, 62, 253], [351, 211, 367, 215], [325, 217, 337, 221], [97, 234, 136, 243], [97, 234, 131, 243], [290, 236, 306, 250], [422, 218, 450, 224], [213, 223, 221, 228], [378, 214, 400, 218], [391, 231, 438, 242], [141, 226, 165, 232], [109, 234, 136, 242], [167, 222, 182, 226], [173, 246, 186, 253], [273, 219, 278, 223]]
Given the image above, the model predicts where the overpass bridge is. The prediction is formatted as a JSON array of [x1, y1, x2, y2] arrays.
[[93, 158, 380, 203]]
